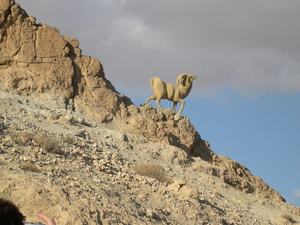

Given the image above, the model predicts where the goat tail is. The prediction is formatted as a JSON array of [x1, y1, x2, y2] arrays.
[[149, 77, 157, 88], [149, 77, 167, 96], [150, 77, 164, 88]]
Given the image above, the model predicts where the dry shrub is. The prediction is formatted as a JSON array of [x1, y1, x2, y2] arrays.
[[132, 162, 172, 183], [63, 135, 75, 145], [33, 133, 62, 154], [11, 131, 34, 145], [11, 133, 25, 145], [21, 162, 40, 172], [281, 214, 295, 223]]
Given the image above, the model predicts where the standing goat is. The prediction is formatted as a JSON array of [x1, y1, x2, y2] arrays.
[[144, 73, 196, 120]]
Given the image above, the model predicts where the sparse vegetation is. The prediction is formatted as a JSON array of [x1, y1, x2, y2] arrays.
[[11, 133, 25, 145], [11, 131, 64, 154], [132, 162, 172, 183], [63, 135, 76, 145], [33, 133, 62, 154], [21, 162, 40, 172], [11, 130, 33, 145], [282, 214, 295, 223]]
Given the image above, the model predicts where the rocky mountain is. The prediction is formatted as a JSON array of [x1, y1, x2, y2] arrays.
[[0, 1, 299, 224]]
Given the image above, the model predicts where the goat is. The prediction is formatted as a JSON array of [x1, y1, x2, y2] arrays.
[[144, 73, 196, 120]]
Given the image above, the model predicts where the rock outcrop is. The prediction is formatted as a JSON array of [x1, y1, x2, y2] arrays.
[[0, 0, 204, 156], [0, 0, 287, 204], [0, 0, 132, 122]]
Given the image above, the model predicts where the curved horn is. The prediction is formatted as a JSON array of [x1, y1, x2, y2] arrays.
[[176, 73, 188, 86]]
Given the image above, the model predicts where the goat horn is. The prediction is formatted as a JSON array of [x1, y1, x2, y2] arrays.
[[176, 73, 188, 85]]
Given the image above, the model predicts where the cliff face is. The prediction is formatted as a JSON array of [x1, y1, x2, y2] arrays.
[[0, 0, 131, 123], [0, 0, 286, 203]]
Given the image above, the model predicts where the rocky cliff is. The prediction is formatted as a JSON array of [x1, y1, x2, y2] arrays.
[[0, 0, 132, 122], [0, 0, 208, 161], [0, 1, 291, 219]]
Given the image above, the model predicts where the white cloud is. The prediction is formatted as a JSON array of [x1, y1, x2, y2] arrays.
[[293, 190, 300, 198]]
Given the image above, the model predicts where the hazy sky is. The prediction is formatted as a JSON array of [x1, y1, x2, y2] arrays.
[[16, 0, 300, 207]]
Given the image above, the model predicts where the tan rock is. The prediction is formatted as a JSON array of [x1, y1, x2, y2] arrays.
[[179, 185, 199, 199], [212, 154, 285, 201], [0, 0, 132, 122], [36, 25, 67, 58]]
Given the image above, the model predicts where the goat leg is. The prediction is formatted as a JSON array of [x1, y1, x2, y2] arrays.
[[145, 95, 156, 104], [175, 99, 185, 119], [155, 98, 163, 110], [173, 102, 178, 113]]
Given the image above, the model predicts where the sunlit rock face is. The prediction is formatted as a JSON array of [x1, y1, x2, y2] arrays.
[[0, 0, 131, 122]]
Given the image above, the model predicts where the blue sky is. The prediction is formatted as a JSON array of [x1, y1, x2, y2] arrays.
[[17, 0, 300, 207], [190, 90, 300, 206]]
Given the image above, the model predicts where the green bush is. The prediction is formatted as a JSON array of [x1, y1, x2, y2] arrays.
[[63, 135, 75, 145]]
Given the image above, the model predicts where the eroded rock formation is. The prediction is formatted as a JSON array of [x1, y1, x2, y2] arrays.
[[0, 0, 132, 122]]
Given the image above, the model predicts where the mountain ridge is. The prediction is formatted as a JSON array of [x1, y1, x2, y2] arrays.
[[0, 1, 299, 224]]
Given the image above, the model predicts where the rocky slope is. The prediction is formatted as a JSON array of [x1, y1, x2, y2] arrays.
[[1, 92, 300, 225], [0, 1, 299, 224]]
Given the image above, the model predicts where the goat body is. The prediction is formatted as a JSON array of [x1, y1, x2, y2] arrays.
[[145, 73, 196, 119]]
